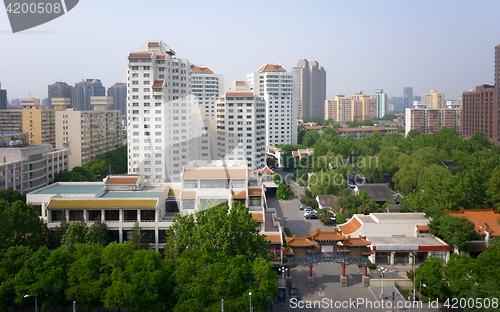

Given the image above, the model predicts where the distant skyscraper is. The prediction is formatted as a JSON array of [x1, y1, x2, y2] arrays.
[[247, 64, 298, 146], [191, 65, 224, 119], [375, 89, 387, 118], [48, 81, 72, 108], [107, 82, 127, 117], [403, 87, 413, 109], [72, 79, 105, 111], [0, 83, 7, 110], [421, 90, 445, 109], [293, 59, 326, 119]]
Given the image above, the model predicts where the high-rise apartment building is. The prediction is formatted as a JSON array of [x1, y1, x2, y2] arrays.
[[21, 98, 56, 147], [72, 79, 106, 111], [107, 82, 127, 117], [461, 44, 500, 144], [215, 90, 266, 169], [127, 41, 210, 182], [293, 59, 326, 119], [403, 87, 413, 109], [54, 97, 122, 170], [48, 82, 72, 108], [0, 83, 7, 110], [421, 90, 445, 109], [375, 89, 387, 118], [191, 65, 224, 119], [405, 101, 462, 136], [0, 110, 22, 132], [324, 100, 336, 121], [246, 64, 298, 146]]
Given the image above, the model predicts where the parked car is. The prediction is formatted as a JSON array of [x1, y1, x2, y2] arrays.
[[299, 205, 311, 210], [290, 285, 300, 300], [304, 210, 317, 217], [305, 213, 318, 219], [303, 208, 316, 214]]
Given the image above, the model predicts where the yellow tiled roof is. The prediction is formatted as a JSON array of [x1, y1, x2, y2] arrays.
[[168, 189, 181, 196], [47, 199, 157, 209]]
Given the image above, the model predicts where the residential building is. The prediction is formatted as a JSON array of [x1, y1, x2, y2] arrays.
[[0, 143, 68, 194], [54, 97, 122, 170], [215, 90, 266, 169], [388, 96, 403, 111], [107, 82, 127, 118], [402, 87, 413, 109], [0, 83, 7, 110], [405, 101, 462, 136], [339, 213, 450, 265], [421, 89, 445, 108], [293, 59, 326, 119], [375, 89, 387, 118], [0, 110, 23, 132], [48, 82, 72, 108], [21, 99, 56, 147], [461, 84, 499, 143], [127, 41, 210, 182], [191, 65, 224, 119], [297, 98, 302, 120], [246, 64, 298, 146], [324, 100, 337, 121], [72, 79, 106, 111]]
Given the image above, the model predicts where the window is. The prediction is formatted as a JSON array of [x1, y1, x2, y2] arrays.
[[105, 210, 119, 221]]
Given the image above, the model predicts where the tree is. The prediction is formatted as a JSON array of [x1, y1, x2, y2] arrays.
[[276, 182, 293, 200], [443, 253, 475, 298], [302, 130, 321, 147], [165, 202, 277, 312], [0, 246, 34, 311], [0, 189, 25, 204], [0, 199, 47, 251], [66, 244, 104, 311], [60, 222, 88, 253], [48, 219, 70, 249], [429, 215, 479, 252], [130, 220, 149, 250], [486, 167, 500, 211], [414, 257, 450, 301]]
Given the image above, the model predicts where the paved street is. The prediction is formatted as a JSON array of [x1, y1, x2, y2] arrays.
[[268, 169, 445, 311]]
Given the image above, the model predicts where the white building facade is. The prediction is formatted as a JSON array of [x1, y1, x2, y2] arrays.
[[215, 91, 266, 169], [246, 64, 298, 147], [126, 41, 210, 182], [191, 65, 224, 119]]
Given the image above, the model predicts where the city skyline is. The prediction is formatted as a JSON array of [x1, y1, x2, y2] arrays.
[[1, 1, 500, 101]]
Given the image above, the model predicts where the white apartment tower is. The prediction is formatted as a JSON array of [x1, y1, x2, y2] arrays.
[[216, 90, 266, 169], [191, 65, 224, 119], [127, 41, 210, 182], [246, 64, 298, 147]]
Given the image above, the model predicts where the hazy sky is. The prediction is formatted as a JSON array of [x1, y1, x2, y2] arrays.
[[1, 0, 499, 101]]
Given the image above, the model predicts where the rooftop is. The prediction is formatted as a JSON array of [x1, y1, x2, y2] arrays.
[[33, 183, 104, 195], [446, 209, 500, 236], [192, 65, 214, 74], [336, 127, 398, 133], [351, 183, 401, 203], [369, 236, 449, 250], [256, 64, 287, 73], [100, 191, 164, 199]]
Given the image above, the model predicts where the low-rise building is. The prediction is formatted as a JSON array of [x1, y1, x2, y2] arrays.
[[335, 126, 399, 139], [338, 213, 450, 265], [0, 143, 68, 194]]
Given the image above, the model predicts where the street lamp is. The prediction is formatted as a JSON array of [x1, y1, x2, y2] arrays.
[[24, 294, 37, 312], [249, 292, 252, 312], [419, 282, 426, 312], [73, 300, 76, 312], [378, 267, 388, 299], [279, 266, 288, 287]]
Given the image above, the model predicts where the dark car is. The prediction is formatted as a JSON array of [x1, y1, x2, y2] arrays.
[[290, 285, 300, 300], [305, 213, 318, 219]]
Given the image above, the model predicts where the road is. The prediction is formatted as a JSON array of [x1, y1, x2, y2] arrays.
[[268, 169, 445, 312]]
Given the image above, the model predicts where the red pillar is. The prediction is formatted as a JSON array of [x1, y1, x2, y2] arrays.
[[309, 262, 313, 277], [287, 265, 291, 277], [364, 264, 368, 277], [341, 261, 346, 277]]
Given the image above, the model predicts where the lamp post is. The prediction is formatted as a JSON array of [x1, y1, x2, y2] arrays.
[[419, 282, 426, 312], [73, 300, 76, 312], [378, 267, 388, 299], [249, 292, 252, 312], [279, 266, 288, 287], [24, 294, 37, 312]]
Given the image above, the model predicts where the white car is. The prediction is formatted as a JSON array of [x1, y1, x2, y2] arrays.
[[303, 208, 316, 214], [304, 210, 317, 217], [299, 205, 311, 210]]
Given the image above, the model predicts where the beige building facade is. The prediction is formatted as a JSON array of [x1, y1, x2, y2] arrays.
[[421, 90, 445, 108]]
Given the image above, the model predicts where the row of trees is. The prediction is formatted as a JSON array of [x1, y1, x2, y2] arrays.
[[0, 199, 278, 312], [54, 144, 127, 182], [414, 244, 500, 311]]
